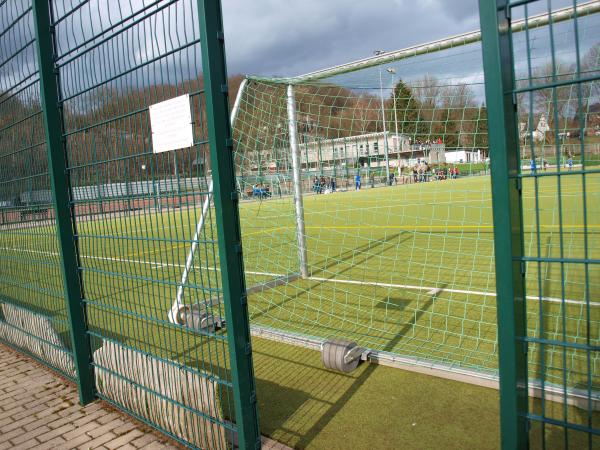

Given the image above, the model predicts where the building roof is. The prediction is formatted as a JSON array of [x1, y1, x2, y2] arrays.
[[304, 131, 407, 145]]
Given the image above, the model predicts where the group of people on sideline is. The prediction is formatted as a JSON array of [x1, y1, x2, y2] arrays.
[[407, 162, 460, 183], [529, 157, 574, 173], [251, 183, 271, 198], [352, 162, 461, 190], [313, 176, 337, 194], [353, 173, 393, 190]]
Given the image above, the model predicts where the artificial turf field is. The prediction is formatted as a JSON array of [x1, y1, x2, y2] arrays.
[[0, 171, 598, 447]]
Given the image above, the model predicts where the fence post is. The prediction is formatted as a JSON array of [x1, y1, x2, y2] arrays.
[[479, 1, 529, 449], [197, 1, 261, 449], [32, 0, 95, 404]]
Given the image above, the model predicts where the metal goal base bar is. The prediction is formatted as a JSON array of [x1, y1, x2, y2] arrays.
[[250, 325, 600, 411]]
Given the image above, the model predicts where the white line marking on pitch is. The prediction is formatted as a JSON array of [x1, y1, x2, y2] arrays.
[[1, 246, 596, 307], [306, 276, 599, 307]]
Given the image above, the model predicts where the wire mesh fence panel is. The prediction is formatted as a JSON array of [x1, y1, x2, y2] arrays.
[[0, 1, 76, 380], [2, 0, 260, 448], [229, 0, 600, 409], [2, 0, 598, 447], [480, 0, 600, 448]]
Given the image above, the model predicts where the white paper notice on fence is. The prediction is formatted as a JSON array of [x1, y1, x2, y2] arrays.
[[149, 94, 194, 153]]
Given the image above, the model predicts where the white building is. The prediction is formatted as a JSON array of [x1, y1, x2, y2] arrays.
[[299, 131, 411, 170], [249, 131, 464, 174], [444, 149, 484, 164]]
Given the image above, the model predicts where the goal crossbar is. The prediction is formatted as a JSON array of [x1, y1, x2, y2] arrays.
[[247, 1, 600, 84]]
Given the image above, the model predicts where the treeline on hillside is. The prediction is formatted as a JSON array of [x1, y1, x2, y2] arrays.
[[235, 75, 489, 152], [0, 74, 248, 192], [515, 43, 600, 141], [1, 42, 598, 192], [0, 83, 48, 196], [236, 44, 600, 154]]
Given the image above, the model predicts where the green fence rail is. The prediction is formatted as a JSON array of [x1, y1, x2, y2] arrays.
[[0, 1, 259, 449], [481, 1, 599, 449]]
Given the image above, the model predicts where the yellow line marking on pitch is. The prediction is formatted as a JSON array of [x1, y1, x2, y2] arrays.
[[244, 226, 289, 236], [124, 223, 599, 256], [241, 224, 599, 235]]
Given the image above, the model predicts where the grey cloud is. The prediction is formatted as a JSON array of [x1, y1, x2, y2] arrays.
[[222, 0, 482, 77], [221, 0, 582, 78]]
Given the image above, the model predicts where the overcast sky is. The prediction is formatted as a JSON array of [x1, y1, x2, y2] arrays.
[[3, 0, 593, 103], [221, 0, 587, 78], [221, 0, 482, 77]]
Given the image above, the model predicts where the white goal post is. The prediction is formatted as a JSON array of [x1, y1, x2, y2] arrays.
[[169, 79, 310, 328], [168, 79, 248, 327]]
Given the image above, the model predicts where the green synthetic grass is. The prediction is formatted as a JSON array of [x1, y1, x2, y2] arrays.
[[237, 174, 599, 390], [0, 173, 598, 386], [252, 337, 502, 450], [0, 171, 599, 448], [251, 337, 599, 450]]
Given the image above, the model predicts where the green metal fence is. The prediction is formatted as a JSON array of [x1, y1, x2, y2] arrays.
[[480, 1, 599, 449], [0, 0, 76, 382], [0, 1, 259, 449], [2, 0, 599, 448]]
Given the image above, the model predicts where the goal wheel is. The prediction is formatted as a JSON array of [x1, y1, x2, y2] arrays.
[[322, 339, 361, 373], [169, 305, 221, 332]]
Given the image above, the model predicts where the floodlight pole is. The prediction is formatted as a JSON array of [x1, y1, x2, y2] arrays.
[[287, 85, 309, 279], [375, 55, 391, 185]]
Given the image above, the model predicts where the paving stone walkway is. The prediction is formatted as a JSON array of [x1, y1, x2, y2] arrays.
[[0, 344, 181, 450], [0, 344, 290, 450]]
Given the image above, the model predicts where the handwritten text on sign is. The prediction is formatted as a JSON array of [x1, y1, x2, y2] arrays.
[[149, 94, 194, 153]]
